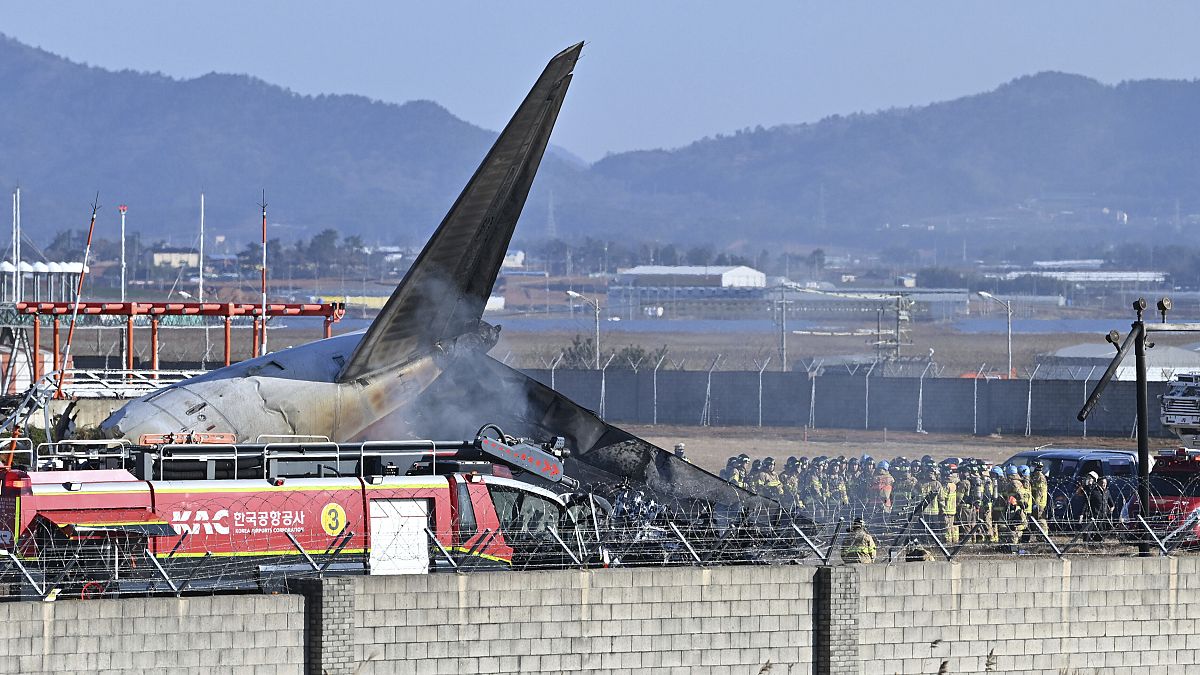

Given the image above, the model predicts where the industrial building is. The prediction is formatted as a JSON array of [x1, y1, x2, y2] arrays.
[[606, 261, 969, 321], [1036, 342, 1200, 381], [149, 247, 201, 269], [606, 265, 767, 319], [615, 265, 767, 288]]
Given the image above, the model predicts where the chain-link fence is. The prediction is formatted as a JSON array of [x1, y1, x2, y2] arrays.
[[522, 361, 1174, 437]]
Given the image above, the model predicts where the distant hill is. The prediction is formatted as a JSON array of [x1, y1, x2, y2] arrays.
[[577, 71, 1200, 249], [0, 35, 577, 246], [2, 34, 1200, 252]]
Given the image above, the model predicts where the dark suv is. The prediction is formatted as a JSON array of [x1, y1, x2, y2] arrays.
[[1002, 448, 1142, 524]]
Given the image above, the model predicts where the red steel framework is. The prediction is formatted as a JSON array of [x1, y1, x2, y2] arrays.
[[14, 301, 346, 381]]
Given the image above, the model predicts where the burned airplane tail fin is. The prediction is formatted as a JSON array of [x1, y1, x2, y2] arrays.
[[337, 43, 582, 383]]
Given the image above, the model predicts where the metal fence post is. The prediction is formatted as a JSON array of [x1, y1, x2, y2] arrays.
[[806, 360, 821, 429], [652, 353, 667, 425], [972, 363, 985, 435], [549, 352, 563, 390], [864, 360, 877, 429], [599, 353, 615, 419], [1025, 363, 1041, 437], [700, 355, 722, 426], [916, 361, 934, 434], [918, 518, 952, 561], [1082, 365, 1096, 438], [756, 356, 772, 428]]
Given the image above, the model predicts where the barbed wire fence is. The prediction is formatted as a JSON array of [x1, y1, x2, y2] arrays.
[[522, 352, 1180, 440], [4, 471, 1200, 603]]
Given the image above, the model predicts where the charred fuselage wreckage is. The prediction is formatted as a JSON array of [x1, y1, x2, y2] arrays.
[[97, 44, 780, 530]]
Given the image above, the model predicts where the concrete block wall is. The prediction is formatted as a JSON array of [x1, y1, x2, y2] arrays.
[[351, 566, 816, 675], [857, 556, 1200, 674], [9, 555, 1200, 673], [0, 593, 305, 675]]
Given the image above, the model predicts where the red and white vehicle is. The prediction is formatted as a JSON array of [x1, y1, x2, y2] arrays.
[[0, 431, 585, 597], [1118, 448, 1200, 547], [1145, 448, 1200, 535]]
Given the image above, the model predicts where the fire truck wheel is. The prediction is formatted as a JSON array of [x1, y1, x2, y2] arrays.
[[79, 580, 107, 600]]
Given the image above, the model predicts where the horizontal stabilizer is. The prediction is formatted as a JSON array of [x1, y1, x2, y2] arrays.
[[338, 43, 582, 382], [402, 352, 775, 512]]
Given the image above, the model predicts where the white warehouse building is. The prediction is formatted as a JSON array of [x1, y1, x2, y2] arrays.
[[615, 265, 766, 288]]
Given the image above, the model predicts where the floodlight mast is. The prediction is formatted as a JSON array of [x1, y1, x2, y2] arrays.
[[1078, 297, 1189, 557]]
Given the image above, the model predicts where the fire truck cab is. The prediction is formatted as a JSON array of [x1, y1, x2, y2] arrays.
[[1143, 448, 1200, 539], [0, 430, 585, 598]]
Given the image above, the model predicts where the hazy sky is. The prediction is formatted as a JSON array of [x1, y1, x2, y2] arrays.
[[7, 2, 1200, 161]]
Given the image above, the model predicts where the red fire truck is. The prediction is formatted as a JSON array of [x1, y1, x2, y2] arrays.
[[0, 428, 586, 598]]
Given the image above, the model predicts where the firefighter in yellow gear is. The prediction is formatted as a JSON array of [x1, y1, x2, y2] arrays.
[[957, 464, 982, 542], [916, 467, 945, 547], [827, 460, 850, 512], [840, 517, 877, 563], [941, 465, 960, 544], [1000, 465, 1028, 549], [728, 455, 751, 488], [917, 468, 945, 517], [752, 457, 784, 500], [801, 459, 828, 517], [986, 467, 1005, 544], [891, 461, 919, 514], [719, 457, 738, 482], [1029, 462, 1049, 531], [780, 466, 803, 510]]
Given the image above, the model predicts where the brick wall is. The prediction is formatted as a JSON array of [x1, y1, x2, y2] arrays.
[[857, 556, 1200, 674], [0, 593, 304, 675], [293, 577, 354, 675], [815, 565, 859, 675], [352, 566, 816, 674]]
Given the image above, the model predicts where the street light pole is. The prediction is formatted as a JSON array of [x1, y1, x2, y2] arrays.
[[979, 291, 1013, 378], [118, 204, 128, 303], [567, 290, 601, 369]]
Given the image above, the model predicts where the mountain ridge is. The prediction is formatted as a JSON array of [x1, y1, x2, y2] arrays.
[[1, 34, 1197, 253]]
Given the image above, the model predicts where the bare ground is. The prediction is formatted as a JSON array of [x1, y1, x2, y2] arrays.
[[58, 311, 1200, 375]]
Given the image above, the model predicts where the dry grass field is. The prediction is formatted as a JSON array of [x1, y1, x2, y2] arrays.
[[57, 307, 1200, 376]]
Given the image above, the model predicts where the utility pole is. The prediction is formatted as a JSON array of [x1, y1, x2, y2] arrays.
[[118, 204, 128, 302], [259, 192, 268, 356], [10, 191, 16, 302], [1078, 297, 1191, 557], [14, 186, 20, 301], [774, 288, 792, 372], [199, 193, 205, 302]]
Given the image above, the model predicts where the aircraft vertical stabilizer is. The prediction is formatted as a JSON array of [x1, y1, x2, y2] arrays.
[[337, 43, 582, 382]]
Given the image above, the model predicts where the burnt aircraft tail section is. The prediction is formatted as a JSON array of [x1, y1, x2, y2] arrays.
[[338, 43, 583, 383]]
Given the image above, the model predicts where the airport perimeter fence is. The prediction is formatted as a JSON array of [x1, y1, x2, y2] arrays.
[[524, 365, 1173, 438], [4, 476, 1200, 603]]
